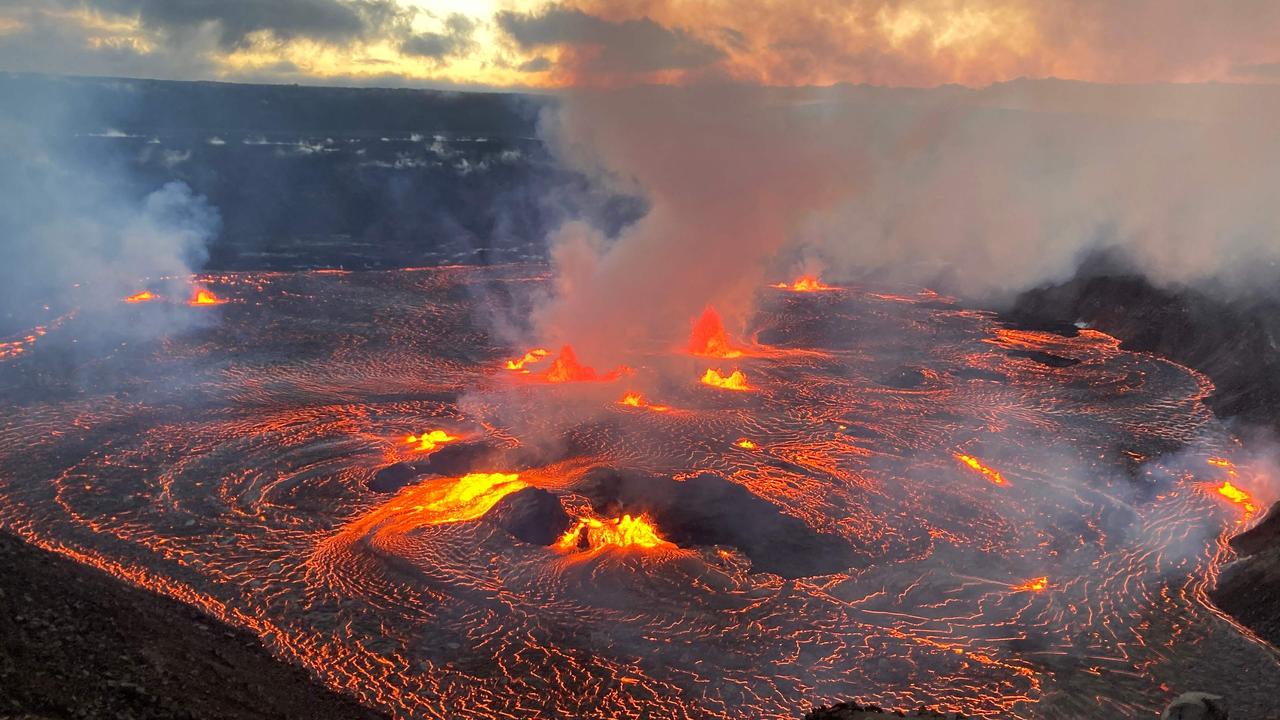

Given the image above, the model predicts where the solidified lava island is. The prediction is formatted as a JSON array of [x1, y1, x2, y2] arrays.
[[1, 266, 1275, 719]]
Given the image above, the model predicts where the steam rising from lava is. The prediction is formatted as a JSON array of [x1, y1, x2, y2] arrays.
[[0, 83, 221, 352], [529, 83, 1280, 371]]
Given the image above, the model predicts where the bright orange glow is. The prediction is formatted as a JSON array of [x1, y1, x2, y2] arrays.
[[124, 290, 156, 303], [541, 345, 627, 383], [955, 453, 1007, 486], [735, 438, 758, 449], [1010, 576, 1049, 592], [773, 276, 835, 292], [392, 472, 527, 527], [403, 429, 459, 453], [504, 348, 549, 372], [701, 368, 750, 391], [556, 513, 668, 552], [189, 288, 227, 306], [688, 305, 742, 358], [618, 391, 669, 412], [1216, 481, 1258, 515]]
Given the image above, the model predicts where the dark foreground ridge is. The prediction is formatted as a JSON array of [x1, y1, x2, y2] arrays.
[[0, 531, 388, 720]]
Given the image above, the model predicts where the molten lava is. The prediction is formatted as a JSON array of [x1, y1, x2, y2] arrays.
[[1011, 576, 1049, 592], [405, 472, 527, 525], [618, 392, 669, 412], [955, 453, 1008, 486], [1216, 481, 1257, 515], [541, 345, 626, 383], [124, 290, 156, 303], [403, 430, 459, 453], [688, 306, 743, 358], [735, 438, 758, 449], [701, 368, 750, 391], [774, 275, 835, 292], [556, 513, 668, 552], [189, 288, 227, 306], [504, 348, 549, 372]]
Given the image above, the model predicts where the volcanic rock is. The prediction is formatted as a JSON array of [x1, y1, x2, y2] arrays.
[[577, 467, 862, 578], [483, 487, 572, 546], [804, 701, 960, 718], [368, 441, 503, 493], [1008, 256, 1280, 431], [1210, 523, 1280, 649], [0, 531, 387, 719], [1228, 501, 1280, 558], [369, 462, 419, 493], [1161, 692, 1229, 720]]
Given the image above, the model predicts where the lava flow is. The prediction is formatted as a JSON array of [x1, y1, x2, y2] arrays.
[[955, 453, 1008, 486], [700, 368, 750, 390], [688, 305, 743, 358], [1216, 481, 1257, 515], [124, 290, 156, 303], [2, 266, 1277, 720]]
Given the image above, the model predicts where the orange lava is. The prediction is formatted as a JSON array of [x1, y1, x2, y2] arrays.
[[124, 290, 156, 303], [701, 368, 750, 391], [955, 453, 1008, 486], [378, 472, 527, 528], [773, 276, 835, 292], [189, 288, 227, 306], [688, 306, 743, 358], [1010, 576, 1049, 592], [556, 513, 669, 552], [1216, 481, 1257, 515], [541, 345, 627, 383], [403, 430, 459, 453], [618, 391, 669, 412], [735, 438, 758, 449], [504, 348, 549, 372]]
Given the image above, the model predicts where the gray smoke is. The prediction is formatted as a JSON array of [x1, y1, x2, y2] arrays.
[[531, 81, 1280, 364], [0, 79, 221, 347]]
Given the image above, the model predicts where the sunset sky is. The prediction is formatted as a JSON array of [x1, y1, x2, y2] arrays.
[[2, 1, 1279, 89]]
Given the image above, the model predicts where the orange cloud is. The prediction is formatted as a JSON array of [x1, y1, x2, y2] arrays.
[[525, 0, 1280, 87]]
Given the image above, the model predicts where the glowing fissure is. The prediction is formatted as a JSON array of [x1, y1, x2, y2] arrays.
[[955, 453, 1007, 486], [774, 276, 835, 292]]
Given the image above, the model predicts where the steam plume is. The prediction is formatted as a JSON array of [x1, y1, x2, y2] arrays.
[[533, 81, 1280, 363]]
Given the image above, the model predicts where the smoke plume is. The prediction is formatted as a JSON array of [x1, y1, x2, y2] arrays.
[[532, 80, 1280, 363], [0, 77, 221, 347]]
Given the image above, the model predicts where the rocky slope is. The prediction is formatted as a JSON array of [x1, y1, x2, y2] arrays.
[[0, 531, 387, 720]]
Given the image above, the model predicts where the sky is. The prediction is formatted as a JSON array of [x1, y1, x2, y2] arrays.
[[1, 0, 1279, 90]]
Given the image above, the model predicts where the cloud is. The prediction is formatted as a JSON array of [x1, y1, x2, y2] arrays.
[[496, 5, 724, 76], [557, 0, 1280, 87], [90, 0, 408, 48], [400, 13, 476, 62], [518, 56, 552, 73]]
